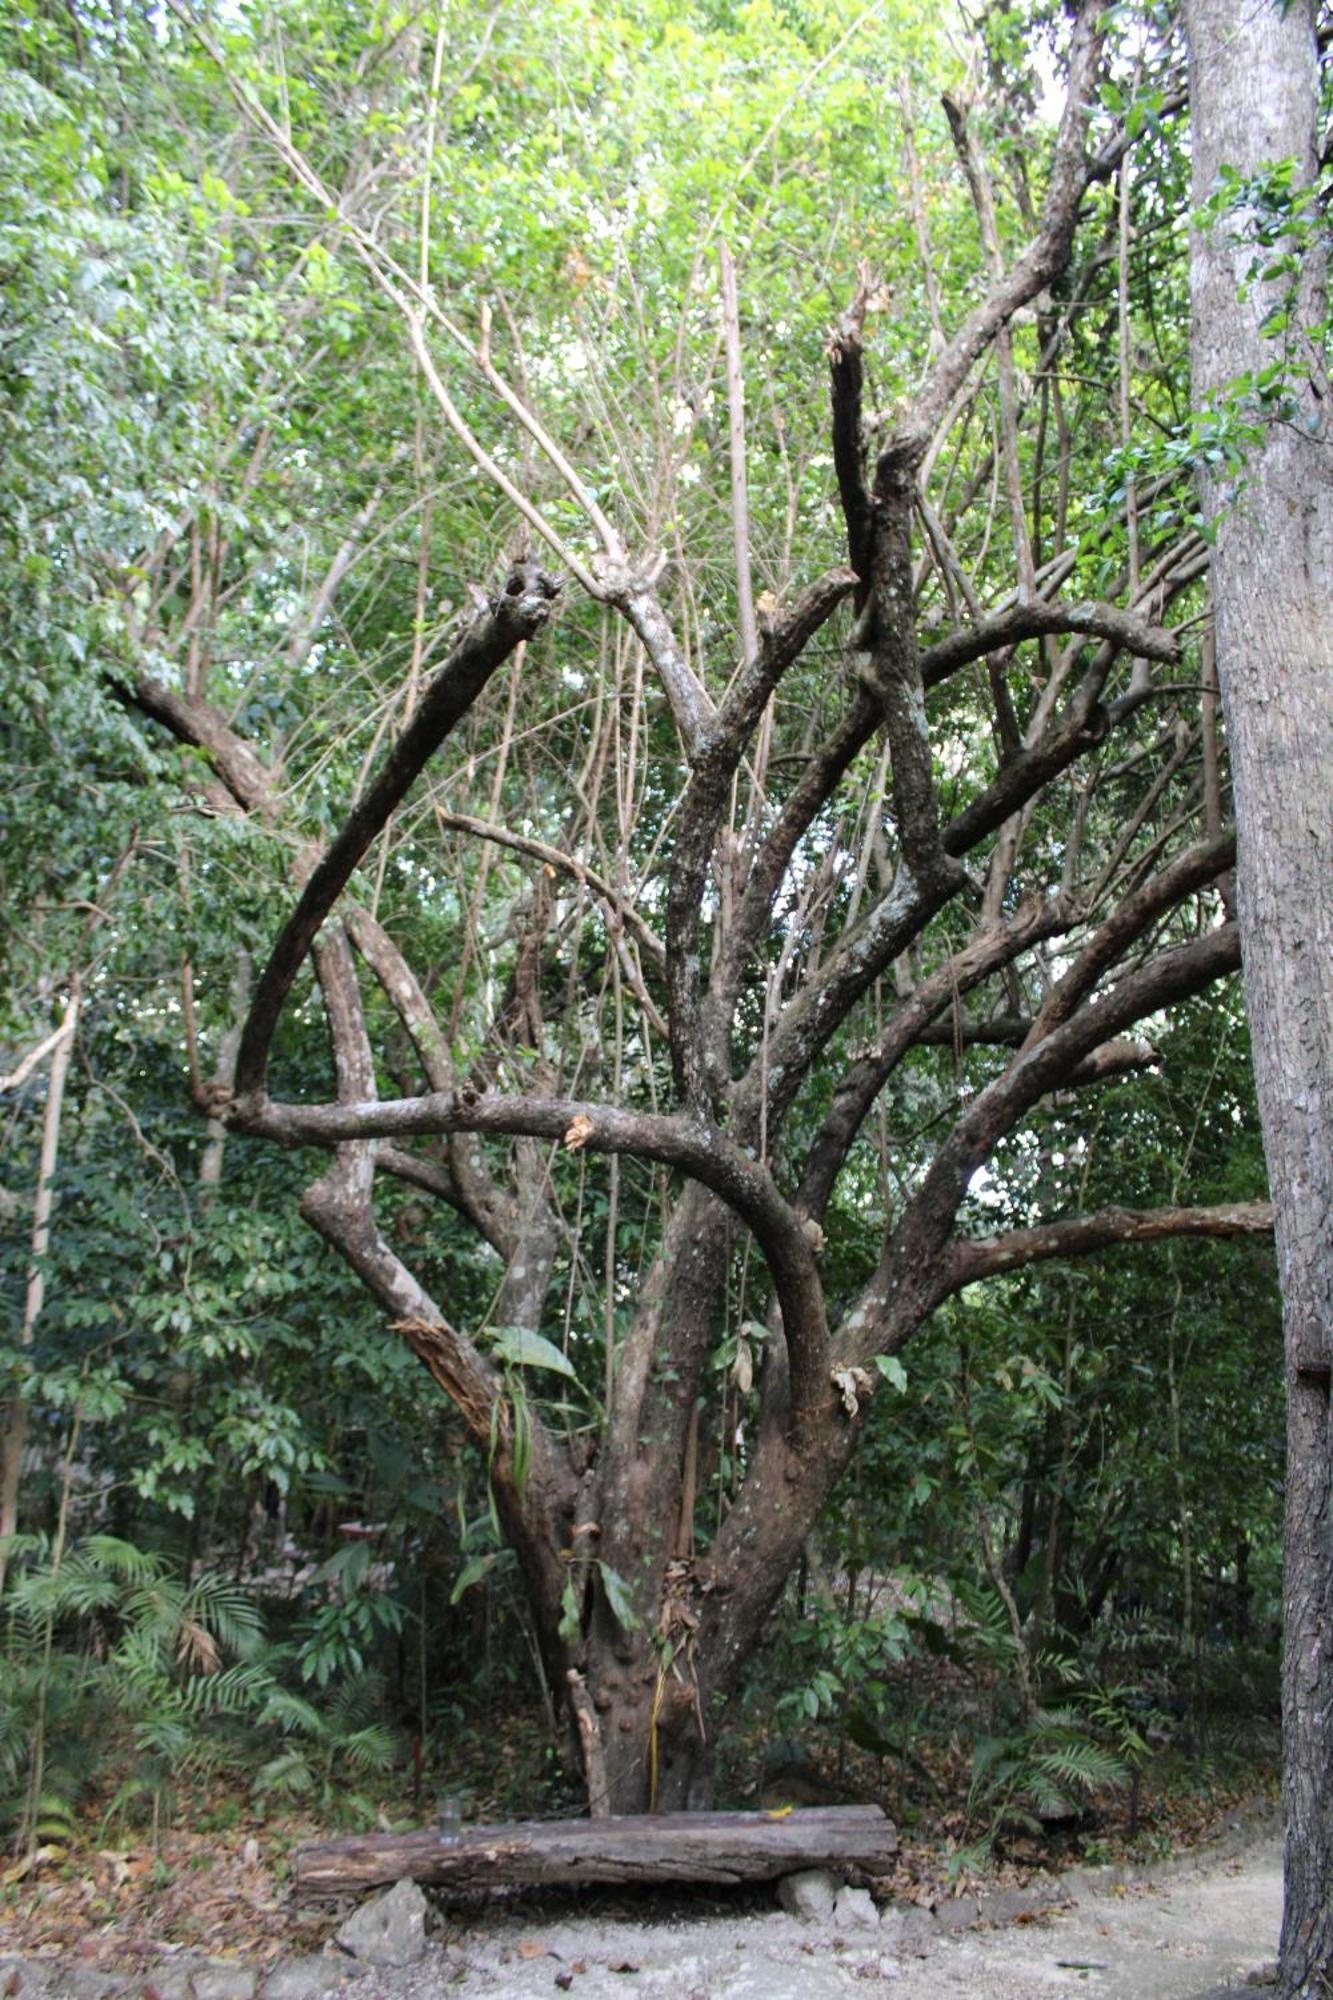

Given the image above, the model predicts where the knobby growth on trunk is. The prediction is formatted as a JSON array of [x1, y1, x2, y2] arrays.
[[130, 0, 1275, 1813]]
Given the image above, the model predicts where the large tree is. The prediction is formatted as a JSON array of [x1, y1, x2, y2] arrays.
[[1184, 0, 1332, 1991], [105, 0, 1281, 1814], [3, 0, 1284, 1815]]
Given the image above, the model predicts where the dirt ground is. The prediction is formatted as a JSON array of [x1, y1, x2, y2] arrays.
[[409, 1832, 1282, 1999], [0, 1807, 1284, 1998]]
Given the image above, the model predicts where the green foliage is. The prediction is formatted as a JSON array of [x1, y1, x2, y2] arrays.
[[0, 1532, 405, 1840], [251, 1672, 399, 1816], [295, 1544, 406, 1689], [955, 1697, 1140, 1874]]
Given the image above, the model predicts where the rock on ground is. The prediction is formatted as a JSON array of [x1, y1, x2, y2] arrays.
[[334, 1879, 428, 1970], [831, 1885, 879, 1930], [776, 1869, 839, 1923]]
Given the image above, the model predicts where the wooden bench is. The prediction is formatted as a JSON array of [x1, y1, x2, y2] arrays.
[[293, 1804, 898, 1897]]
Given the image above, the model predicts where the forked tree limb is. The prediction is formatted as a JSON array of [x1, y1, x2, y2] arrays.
[[796, 891, 1076, 1219], [304, 923, 573, 1631], [711, 687, 881, 1050], [1021, 826, 1237, 1048], [666, 567, 856, 1103], [341, 902, 519, 1255], [890, 921, 1243, 1272], [237, 1089, 832, 1422]]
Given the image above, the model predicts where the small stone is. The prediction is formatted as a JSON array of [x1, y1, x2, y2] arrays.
[[137, 1968, 196, 2000], [334, 1878, 428, 1969], [189, 1968, 255, 2000], [47, 1974, 126, 1998], [777, 1868, 840, 1923], [935, 1893, 980, 1932], [833, 1885, 879, 1929], [261, 1960, 353, 2000], [898, 1907, 936, 1956], [0, 1961, 50, 1997], [241, 1839, 261, 1870]]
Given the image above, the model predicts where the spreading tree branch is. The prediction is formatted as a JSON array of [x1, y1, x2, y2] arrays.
[[940, 1200, 1274, 1290]]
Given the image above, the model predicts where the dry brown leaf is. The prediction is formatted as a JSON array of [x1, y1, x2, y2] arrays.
[[2, 1844, 64, 1886], [176, 1615, 222, 1674], [517, 1938, 551, 1959]]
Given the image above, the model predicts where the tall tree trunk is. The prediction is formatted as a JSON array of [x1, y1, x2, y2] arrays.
[[0, 992, 78, 1596], [1184, 5, 1333, 1992]]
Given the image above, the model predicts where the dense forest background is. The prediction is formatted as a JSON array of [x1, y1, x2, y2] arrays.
[[0, 0, 1303, 1870]]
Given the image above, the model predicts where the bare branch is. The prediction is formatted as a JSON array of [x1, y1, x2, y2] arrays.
[[714, 689, 880, 1041], [235, 563, 561, 1101], [940, 1200, 1274, 1291], [665, 568, 856, 1103], [797, 891, 1074, 1219], [431, 811, 664, 965], [1022, 827, 1237, 1048], [0, 1002, 80, 1097], [887, 0, 1106, 467], [898, 923, 1243, 1263], [828, 279, 874, 594], [1061, 1035, 1158, 1088], [920, 600, 1180, 690], [719, 242, 758, 665], [604, 573, 717, 761], [129, 676, 277, 816]]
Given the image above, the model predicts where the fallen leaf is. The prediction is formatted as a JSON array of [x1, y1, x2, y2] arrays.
[[609, 1963, 640, 1975], [764, 1805, 794, 1820], [2, 1844, 64, 1886], [518, 1939, 552, 1960]]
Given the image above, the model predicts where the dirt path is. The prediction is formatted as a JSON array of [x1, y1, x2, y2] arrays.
[[407, 1829, 1283, 2000], [1, 1819, 1283, 1997]]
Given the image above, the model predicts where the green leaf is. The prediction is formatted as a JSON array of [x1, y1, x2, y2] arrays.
[[449, 1549, 514, 1604], [595, 1561, 640, 1634], [490, 1327, 578, 1380]]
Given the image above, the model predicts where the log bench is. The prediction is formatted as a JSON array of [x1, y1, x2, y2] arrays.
[[293, 1804, 898, 1898]]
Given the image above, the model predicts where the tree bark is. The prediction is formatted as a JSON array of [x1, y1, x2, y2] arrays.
[[1184, 4, 1333, 1992]]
